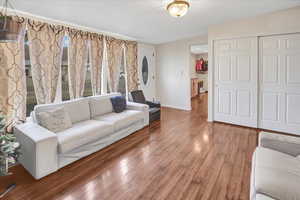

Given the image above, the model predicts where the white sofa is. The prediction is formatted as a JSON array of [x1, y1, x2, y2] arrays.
[[14, 93, 149, 179], [251, 132, 300, 200]]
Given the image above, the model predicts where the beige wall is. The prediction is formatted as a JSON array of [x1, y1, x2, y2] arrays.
[[207, 5, 300, 121], [156, 35, 208, 110], [190, 53, 197, 79]]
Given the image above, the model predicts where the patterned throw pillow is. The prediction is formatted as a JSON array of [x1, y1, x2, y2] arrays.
[[110, 96, 127, 113], [36, 106, 72, 133]]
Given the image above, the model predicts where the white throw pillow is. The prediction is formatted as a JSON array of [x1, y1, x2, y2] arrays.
[[36, 106, 72, 133]]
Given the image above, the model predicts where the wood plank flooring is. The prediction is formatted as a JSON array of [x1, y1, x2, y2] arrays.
[[0, 94, 258, 200]]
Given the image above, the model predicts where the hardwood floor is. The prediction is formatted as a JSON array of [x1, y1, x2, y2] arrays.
[[0, 94, 258, 200]]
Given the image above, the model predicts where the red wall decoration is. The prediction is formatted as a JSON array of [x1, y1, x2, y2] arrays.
[[195, 58, 208, 73]]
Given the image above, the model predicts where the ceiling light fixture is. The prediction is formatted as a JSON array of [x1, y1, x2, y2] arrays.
[[0, 0, 22, 42], [166, 0, 190, 18]]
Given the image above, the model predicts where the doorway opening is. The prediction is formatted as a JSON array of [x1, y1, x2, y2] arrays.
[[189, 44, 209, 106]]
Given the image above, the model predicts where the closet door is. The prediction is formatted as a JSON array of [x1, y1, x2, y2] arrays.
[[214, 37, 258, 127], [259, 34, 300, 135]]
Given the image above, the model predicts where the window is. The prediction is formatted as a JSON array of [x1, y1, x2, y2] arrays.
[[25, 33, 37, 116], [83, 53, 93, 97], [25, 35, 70, 115], [142, 56, 149, 85], [61, 36, 70, 101], [117, 50, 127, 97], [24, 34, 123, 116], [61, 36, 93, 99]]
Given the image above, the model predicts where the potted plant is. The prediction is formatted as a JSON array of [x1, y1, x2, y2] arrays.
[[0, 114, 20, 176]]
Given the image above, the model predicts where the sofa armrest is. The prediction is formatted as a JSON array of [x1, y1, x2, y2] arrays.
[[127, 102, 149, 126], [259, 131, 300, 156], [14, 122, 58, 179], [146, 101, 161, 108], [127, 101, 149, 111]]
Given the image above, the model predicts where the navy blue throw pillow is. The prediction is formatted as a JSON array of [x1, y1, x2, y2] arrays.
[[110, 96, 127, 113]]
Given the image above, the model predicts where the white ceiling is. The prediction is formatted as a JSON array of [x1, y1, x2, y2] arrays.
[[10, 0, 300, 44]]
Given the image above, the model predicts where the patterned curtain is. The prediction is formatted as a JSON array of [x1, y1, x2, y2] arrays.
[[89, 33, 104, 95], [125, 41, 138, 92], [67, 29, 89, 99], [27, 20, 65, 104], [0, 18, 26, 128], [105, 36, 124, 92]]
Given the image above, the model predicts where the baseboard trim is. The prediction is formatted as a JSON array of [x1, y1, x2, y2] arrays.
[[161, 104, 191, 111]]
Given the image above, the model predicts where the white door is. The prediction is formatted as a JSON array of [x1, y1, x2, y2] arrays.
[[259, 34, 300, 135], [214, 37, 258, 127], [137, 44, 156, 101]]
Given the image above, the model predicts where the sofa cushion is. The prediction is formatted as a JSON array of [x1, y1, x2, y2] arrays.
[[254, 147, 300, 200], [89, 95, 118, 118], [93, 110, 143, 131], [36, 106, 72, 133], [63, 99, 90, 123], [34, 98, 90, 124], [57, 120, 113, 153], [110, 96, 127, 113]]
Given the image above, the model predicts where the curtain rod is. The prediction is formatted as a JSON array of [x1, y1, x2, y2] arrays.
[[0, 7, 137, 41]]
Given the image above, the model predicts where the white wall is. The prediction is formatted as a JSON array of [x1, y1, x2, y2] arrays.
[[208, 6, 300, 121], [156, 35, 208, 110], [196, 53, 208, 60]]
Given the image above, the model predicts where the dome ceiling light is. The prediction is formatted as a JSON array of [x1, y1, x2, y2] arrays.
[[166, 0, 190, 18], [0, 0, 22, 43]]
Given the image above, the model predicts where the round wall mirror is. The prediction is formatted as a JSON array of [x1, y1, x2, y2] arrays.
[[142, 56, 149, 85]]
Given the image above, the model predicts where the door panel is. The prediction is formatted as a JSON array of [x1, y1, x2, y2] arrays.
[[218, 55, 232, 81], [236, 55, 251, 81], [262, 55, 279, 84], [261, 92, 280, 121], [287, 55, 300, 84], [214, 37, 258, 127], [217, 88, 232, 114], [259, 33, 300, 135], [286, 93, 300, 124], [137, 44, 156, 101], [237, 90, 251, 117]]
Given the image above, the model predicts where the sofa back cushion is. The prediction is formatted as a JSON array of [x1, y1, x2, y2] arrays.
[[34, 98, 90, 124], [89, 93, 121, 118], [36, 106, 72, 133]]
